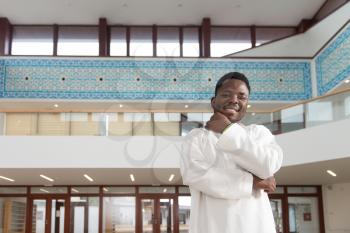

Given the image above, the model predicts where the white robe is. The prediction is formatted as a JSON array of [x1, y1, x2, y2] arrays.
[[180, 123, 283, 233]]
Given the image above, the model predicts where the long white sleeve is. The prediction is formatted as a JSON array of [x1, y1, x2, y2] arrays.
[[216, 124, 283, 179], [180, 129, 253, 200]]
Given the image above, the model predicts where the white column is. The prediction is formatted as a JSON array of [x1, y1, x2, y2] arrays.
[[310, 59, 318, 98]]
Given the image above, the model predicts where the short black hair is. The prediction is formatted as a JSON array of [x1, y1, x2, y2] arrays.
[[214, 72, 250, 96]]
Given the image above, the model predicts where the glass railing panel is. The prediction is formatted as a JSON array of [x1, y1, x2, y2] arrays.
[[1, 89, 349, 136], [305, 90, 350, 128], [241, 112, 274, 131], [280, 104, 305, 133]]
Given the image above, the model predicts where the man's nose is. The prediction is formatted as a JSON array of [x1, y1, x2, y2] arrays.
[[228, 94, 239, 103]]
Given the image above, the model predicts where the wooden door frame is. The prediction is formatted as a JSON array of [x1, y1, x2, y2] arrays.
[[27, 195, 70, 233], [70, 201, 90, 233], [269, 194, 288, 233], [137, 194, 178, 233]]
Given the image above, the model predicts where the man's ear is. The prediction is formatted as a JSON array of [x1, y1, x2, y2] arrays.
[[211, 97, 216, 112]]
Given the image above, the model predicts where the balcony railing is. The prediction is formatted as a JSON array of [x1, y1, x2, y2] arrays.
[[0, 88, 349, 136]]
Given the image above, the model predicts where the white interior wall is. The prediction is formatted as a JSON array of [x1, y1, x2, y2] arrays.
[[276, 117, 350, 166], [230, 2, 350, 57], [0, 136, 182, 168], [323, 182, 350, 233]]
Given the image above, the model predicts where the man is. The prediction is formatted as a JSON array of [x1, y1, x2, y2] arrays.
[[180, 72, 283, 233]]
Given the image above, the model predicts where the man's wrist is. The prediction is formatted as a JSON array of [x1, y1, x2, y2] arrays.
[[221, 122, 233, 134]]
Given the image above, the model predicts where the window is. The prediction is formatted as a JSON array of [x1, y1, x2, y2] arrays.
[[11, 26, 53, 55], [288, 197, 320, 233], [0, 198, 27, 233], [157, 27, 180, 56], [110, 27, 127, 56], [57, 26, 99, 56], [183, 27, 200, 57], [178, 196, 191, 233], [211, 27, 251, 57], [103, 197, 136, 233], [70, 197, 99, 233], [130, 27, 153, 56]]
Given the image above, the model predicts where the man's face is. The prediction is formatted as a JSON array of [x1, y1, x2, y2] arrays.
[[211, 79, 249, 123]]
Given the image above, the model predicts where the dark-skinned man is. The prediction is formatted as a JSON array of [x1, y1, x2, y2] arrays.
[[180, 72, 283, 233]]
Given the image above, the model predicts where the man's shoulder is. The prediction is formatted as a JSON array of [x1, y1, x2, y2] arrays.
[[245, 124, 274, 138], [245, 123, 269, 131], [186, 127, 206, 138]]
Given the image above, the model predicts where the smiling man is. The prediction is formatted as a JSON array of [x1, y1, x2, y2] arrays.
[[180, 72, 283, 233]]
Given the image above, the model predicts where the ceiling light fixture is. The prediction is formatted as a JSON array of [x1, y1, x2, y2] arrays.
[[345, 79, 350, 83], [163, 188, 167, 193], [130, 174, 135, 182], [71, 188, 79, 193], [247, 105, 251, 108], [119, 104, 123, 108], [0, 175, 15, 182], [84, 174, 94, 182], [185, 105, 189, 108], [40, 174, 54, 182], [103, 187, 109, 192], [54, 104, 59, 108], [326, 170, 337, 177], [251, 112, 256, 116], [40, 188, 50, 193], [168, 174, 175, 182]]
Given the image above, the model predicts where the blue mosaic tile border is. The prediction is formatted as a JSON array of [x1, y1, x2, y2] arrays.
[[0, 59, 4, 98], [0, 58, 312, 101], [316, 23, 350, 95]]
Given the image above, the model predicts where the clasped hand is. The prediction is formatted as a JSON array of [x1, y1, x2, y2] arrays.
[[253, 175, 276, 193], [205, 112, 231, 133]]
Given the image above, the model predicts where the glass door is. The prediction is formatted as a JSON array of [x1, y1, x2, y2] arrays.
[[140, 197, 175, 233], [30, 197, 67, 233]]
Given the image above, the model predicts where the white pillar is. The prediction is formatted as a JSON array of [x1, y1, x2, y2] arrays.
[[310, 59, 318, 98]]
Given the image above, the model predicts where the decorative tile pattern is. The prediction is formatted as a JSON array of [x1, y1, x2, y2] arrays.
[[0, 58, 311, 101], [316, 23, 350, 95], [0, 59, 4, 98]]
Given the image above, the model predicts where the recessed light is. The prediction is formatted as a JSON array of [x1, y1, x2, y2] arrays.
[[54, 104, 59, 108], [40, 188, 50, 193], [103, 187, 109, 192], [119, 104, 124, 108], [327, 170, 337, 177], [0, 175, 15, 182], [247, 105, 251, 108], [72, 188, 79, 193], [130, 174, 135, 182], [40, 174, 54, 182], [345, 79, 350, 83], [185, 105, 189, 108], [168, 174, 175, 182], [84, 174, 94, 182], [163, 188, 167, 193]]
